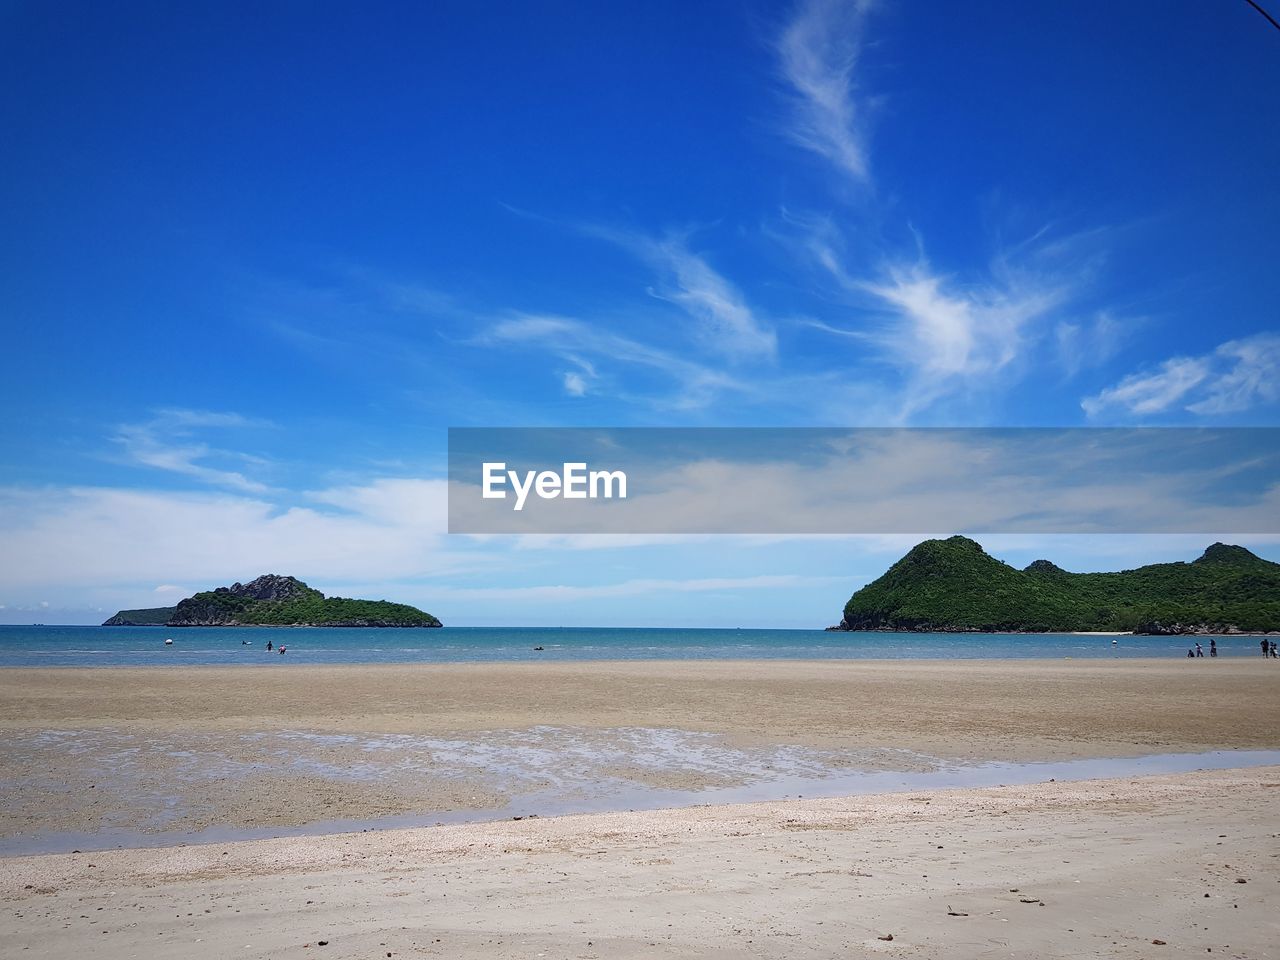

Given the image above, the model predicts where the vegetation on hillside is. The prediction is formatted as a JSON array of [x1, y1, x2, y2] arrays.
[[176, 587, 441, 626], [102, 606, 176, 626], [103, 575, 442, 627], [839, 537, 1280, 633]]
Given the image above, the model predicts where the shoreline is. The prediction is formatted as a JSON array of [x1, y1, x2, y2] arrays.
[[15, 622, 1280, 633], [3, 767, 1277, 959]]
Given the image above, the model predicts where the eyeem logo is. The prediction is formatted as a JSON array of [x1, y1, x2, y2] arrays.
[[482, 462, 628, 511]]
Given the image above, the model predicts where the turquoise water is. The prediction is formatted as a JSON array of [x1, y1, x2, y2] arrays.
[[0, 624, 1268, 666]]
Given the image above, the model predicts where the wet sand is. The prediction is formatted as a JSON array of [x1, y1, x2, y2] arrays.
[[2, 767, 1277, 960], [4, 658, 1278, 756], [2, 659, 1278, 846]]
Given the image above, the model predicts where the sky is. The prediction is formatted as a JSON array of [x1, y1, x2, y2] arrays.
[[2, 0, 1279, 626]]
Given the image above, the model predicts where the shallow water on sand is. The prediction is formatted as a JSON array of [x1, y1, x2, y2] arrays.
[[3, 721, 1278, 856]]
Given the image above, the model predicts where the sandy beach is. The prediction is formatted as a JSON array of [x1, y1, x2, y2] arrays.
[[2, 767, 1278, 959], [2, 658, 1278, 957]]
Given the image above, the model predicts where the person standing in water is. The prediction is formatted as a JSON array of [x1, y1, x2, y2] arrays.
[[266, 639, 273, 652]]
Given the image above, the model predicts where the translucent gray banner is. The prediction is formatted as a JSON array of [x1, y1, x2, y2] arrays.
[[447, 428, 1280, 534]]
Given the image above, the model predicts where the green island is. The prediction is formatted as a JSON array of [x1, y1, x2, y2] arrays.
[[835, 537, 1280, 635], [103, 574, 442, 628]]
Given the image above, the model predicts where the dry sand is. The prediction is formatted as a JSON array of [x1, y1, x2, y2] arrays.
[[2, 768, 1278, 959]]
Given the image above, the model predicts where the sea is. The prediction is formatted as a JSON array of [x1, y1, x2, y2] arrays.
[[0, 624, 1267, 667]]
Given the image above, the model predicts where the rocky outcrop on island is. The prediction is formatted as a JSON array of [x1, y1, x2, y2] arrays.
[[104, 574, 442, 628], [833, 537, 1280, 634]]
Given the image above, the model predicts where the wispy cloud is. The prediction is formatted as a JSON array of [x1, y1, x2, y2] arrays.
[[1082, 333, 1280, 418], [773, 2, 1134, 421], [113, 409, 274, 493], [1055, 311, 1130, 379], [776, 0, 876, 184], [792, 221, 1086, 419], [483, 313, 751, 410], [580, 225, 777, 361], [641, 234, 776, 361], [857, 260, 1065, 416], [1188, 333, 1280, 415]]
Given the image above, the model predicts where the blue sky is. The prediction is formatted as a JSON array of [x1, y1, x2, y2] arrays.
[[2, 0, 1279, 625]]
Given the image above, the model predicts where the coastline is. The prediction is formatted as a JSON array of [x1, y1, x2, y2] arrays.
[[3, 767, 1277, 959]]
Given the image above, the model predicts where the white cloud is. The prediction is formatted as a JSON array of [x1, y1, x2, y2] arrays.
[[796, 240, 1073, 420], [1188, 333, 1280, 415], [772, 4, 1115, 421], [0, 478, 467, 595], [1055, 311, 1129, 378], [563, 371, 588, 396], [484, 314, 750, 410], [640, 235, 777, 360], [777, 0, 876, 184], [858, 261, 1064, 415], [578, 225, 777, 361], [113, 408, 273, 493], [1082, 333, 1280, 418]]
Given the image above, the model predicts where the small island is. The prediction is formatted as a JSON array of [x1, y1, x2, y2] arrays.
[[103, 574, 442, 628], [833, 537, 1280, 635]]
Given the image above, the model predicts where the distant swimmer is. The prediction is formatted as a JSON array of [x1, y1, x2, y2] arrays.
[[266, 640, 273, 652], [533, 646, 544, 651], [279, 645, 286, 655]]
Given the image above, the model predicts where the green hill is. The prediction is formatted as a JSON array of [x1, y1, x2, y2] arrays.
[[836, 537, 1280, 634], [102, 606, 176, 626], [103, 574, 441, 628]]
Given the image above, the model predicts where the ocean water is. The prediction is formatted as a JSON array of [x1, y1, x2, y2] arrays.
[[0, 624, 1269, 667]]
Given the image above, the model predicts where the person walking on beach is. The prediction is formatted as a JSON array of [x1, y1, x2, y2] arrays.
[[1210, 638, 1217, 658], [1195, 642, 1204, 657], [1262, 638, 1269, 657], [1271, 640, 1278, 658]]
